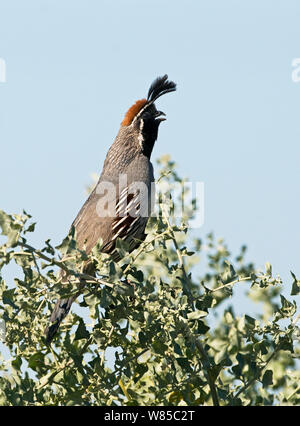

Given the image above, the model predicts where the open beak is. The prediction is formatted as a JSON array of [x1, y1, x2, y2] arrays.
[[155, 110, 166, 122]]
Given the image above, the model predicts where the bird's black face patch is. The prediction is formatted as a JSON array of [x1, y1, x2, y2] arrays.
[[138, 105, 163, 158]]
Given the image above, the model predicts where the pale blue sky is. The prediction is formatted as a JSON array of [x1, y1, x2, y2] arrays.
[[1, 0, 300, 309]]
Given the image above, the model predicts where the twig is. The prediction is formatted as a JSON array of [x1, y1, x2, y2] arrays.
[[16, 241, 114, 288], [287, 385, 300, 401], [37, 337, 93, 390], [210, 276, 252, 293], [111, 348, 149, 378], [292, 312, 300, 326], [164, 216, 194, 307], [18, 242, 71, 275], [101, 326, 114, 366], [181, 321, 219, 406], [50, 346, 60, 369]]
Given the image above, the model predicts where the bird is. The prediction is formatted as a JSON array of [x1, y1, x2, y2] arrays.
[[45, 75, 176, 343]]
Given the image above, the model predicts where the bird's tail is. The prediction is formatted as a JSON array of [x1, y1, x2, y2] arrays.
[[44, 296, 77, 344], [44, 260, 94, 344]]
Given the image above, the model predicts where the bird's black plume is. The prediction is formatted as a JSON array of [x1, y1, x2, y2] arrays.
[[147, 74, 176, 103]]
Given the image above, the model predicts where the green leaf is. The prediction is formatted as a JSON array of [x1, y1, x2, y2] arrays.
[[197, 320, 210, 335], [11, 356, 22, 371], [25, 222, 36, 233], [0, 210, 13, 236], [176, 357, 192, 372], [138, 331, 147, 346], [291, 271, 300, 296], [265, 262, 272, 276], [245, 314, 256, 327], [115, 281, 135, 297], [7, 230, 20, 247], [0, 211, 20, 247], [74, 319, 90, 340], [55, 227, 77, 254], [187, 310, 208, 320], [253, 340, 268, 356], [152, 340, 168, 355], [76, 370, 84, 384], [28, 352, 45, 372], [2, 288, 18, 308], [127, 267, 144, 283], [115, 238, 130, 258], [278, 295, 296, 318], [262, 370, 273, 388]]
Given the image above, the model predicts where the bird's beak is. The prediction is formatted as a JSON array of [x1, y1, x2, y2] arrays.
[[155, 110, 166, 122]]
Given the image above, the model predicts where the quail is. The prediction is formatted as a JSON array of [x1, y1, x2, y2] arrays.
[[45, 75, 176, 343]]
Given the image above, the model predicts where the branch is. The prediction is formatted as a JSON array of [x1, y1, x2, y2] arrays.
[[163, 213, 219, 406], [164, 216, 194, 308], [233, 342, 282, 401], [37, 337, 93, 389], [16, 241, 114, 288], [210, 276, 253, 293]]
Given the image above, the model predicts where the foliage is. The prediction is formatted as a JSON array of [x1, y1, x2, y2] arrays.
[[0, 155, 299, 406]]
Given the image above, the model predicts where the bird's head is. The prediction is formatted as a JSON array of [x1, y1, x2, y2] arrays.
[[120, 75, 176, 158]]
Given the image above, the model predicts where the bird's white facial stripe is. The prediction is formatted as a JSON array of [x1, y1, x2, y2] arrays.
[[138, 119, 144, 150]]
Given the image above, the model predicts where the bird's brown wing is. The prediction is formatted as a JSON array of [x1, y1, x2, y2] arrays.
[[72, 180, 148, 258]]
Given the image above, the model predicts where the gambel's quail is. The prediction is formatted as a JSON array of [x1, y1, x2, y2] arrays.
[[45, 75, 176, 343]]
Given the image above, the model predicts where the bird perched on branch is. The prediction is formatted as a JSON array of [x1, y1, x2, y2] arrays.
[[45, 75, 176, 343]]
